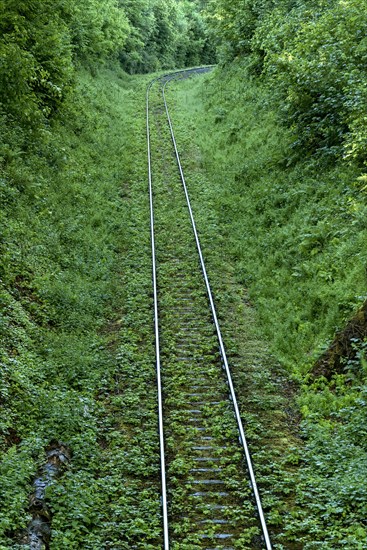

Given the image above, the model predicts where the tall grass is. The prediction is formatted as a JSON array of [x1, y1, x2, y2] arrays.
[[166, 65, 367, 547], [0, 64, 162, 547], [179, 61, 367, 374]]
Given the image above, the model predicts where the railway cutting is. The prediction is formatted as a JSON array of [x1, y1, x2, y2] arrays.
[[147, 69, 272, 550]]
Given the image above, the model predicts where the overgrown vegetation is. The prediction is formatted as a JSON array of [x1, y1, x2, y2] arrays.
[[202, 17, 367, 543], [166, 48, 367, 548], [2, 0, 367, 545], [119, 0, 215, 74], [149, 80, 267, 547], [0, 64, 164, 547], [0, 0, 213, 135], [163, 77, 303, 549], [207, 0, 367, 164], [0, 0, 128, 129], [0, 1, 215, 545]]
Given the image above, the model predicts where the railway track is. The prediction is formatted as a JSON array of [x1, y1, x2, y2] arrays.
[[147, 69, 272, 550]]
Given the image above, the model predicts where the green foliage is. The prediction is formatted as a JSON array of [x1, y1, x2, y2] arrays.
[[185, 63, 367, 369], [257, 0, 367, 161], [206, 0, 275, 60], [289, 340, 367, 547], [208, 0, 367, 162], [0, 0, 214, 151], [0, 445, 36, 536], [175, 0, 216, 67], [69, 0, 129, 61], [119, 0, 215, 73], [168, 67, 367, 547], [0, 66, 162, 547], [0, 0, 73, 126], [0, 0, 129, 130]]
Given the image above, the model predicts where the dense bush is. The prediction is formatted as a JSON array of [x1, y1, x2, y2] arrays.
[[119, 0, 215, 73], [0, 0, 129, 127], [208, 0, 367, 163], [257, 0, 367, 162]]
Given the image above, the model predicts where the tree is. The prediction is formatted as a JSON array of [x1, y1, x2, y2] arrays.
[[0, 0, 129, 126], [207, 0, 367, 163], [118, 0, 215, 73]]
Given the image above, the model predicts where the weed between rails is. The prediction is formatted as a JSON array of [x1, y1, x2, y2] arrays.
[[150, 78, 299, 548], [2, 62, 366, 548], [163, 75, 306, 549], [149, 81, 264, 548]]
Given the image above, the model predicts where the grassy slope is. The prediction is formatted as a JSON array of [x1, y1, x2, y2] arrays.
[[0, 65, 162, 548], [166, 66, 367, 547], [1, 58, 367, 548], [198, 65, 367, 373]]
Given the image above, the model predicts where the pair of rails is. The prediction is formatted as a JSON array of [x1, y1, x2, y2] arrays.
[[146, 68, 272, 550]]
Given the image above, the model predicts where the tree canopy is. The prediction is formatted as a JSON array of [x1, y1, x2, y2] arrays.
[[207, 0, 367, 164], [0, 0, 214, 130], [0, 0, 129, 126], [119, 0, 214, 73]]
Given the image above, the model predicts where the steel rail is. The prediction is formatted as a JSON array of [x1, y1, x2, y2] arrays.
[[146, 79, 170, 550], [161, 72, 273, 550], [146, 68, 213, 549]]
